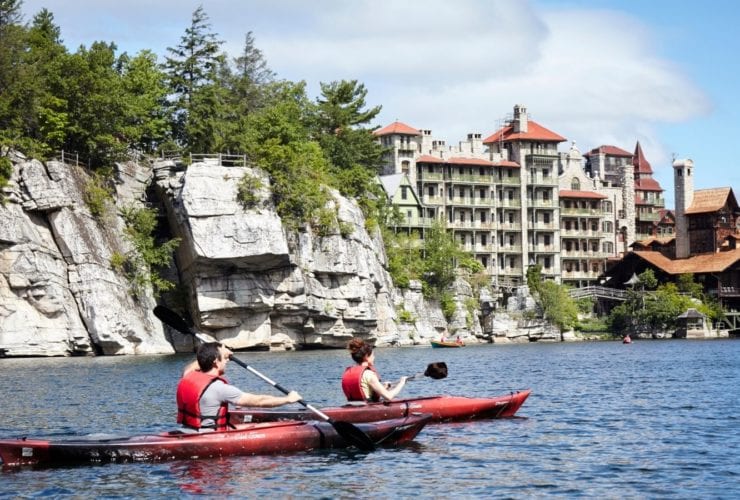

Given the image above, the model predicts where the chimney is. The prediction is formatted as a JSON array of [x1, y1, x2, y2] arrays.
[[513, 104, 528, 134]]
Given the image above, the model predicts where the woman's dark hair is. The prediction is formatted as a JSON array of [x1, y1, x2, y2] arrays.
[[196, 342, 222, 371], [348, 338, 373, 364]]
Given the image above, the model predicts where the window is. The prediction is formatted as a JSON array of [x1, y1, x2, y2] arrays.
[[406, 210, 412, 220], [480, 212, 487, 223], [401, 161, 410, 174], [508, 190, 514, 200], [543, 235, 551, 246], [544, 257, 551, 269], [428, 186, 434, 196], [479, 188, 486, 198], [401, 186, 408, 200], [508, 212, 514, 224], [481, 234, 487, 246], [571, 178, 580, 190], [544, 212, 551, 224]]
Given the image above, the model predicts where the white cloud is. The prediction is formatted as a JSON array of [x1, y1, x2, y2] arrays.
[[21, 0, 710, 178]]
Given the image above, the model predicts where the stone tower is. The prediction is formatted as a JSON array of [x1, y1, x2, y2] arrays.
[[673, 158, 694, 259], [621, 158, 635, 253]]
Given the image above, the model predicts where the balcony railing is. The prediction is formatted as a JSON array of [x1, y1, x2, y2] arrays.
[[638, 211, 660, 222], [560, 207, 604, 217]]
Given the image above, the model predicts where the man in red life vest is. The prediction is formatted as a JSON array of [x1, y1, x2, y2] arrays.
[[177, 342, 302, 431]]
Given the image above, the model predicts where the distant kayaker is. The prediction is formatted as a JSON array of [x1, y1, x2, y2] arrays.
[[342, 338, 407, 402], [178, 342, 302, 431]]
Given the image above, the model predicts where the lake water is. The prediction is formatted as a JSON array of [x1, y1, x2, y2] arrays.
[[1, 339, 738, 498]]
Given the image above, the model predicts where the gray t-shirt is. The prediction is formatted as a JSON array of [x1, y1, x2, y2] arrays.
[[199, 379, 243, 428]]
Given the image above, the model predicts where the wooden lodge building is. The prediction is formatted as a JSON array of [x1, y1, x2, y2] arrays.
[[603, 160, 740, 331]]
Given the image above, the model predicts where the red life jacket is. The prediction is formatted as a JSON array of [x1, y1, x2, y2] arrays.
[[342, 365, 381, 402], [176, 371, 230, 430]]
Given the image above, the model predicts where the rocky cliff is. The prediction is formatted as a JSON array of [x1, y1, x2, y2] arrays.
[[1, 155, 556, 357], [0, 154, 173, 356]]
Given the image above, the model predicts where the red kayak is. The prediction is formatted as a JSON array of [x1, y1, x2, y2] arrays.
[[0, 415, 430, 468], [230, 390, 531, 425]]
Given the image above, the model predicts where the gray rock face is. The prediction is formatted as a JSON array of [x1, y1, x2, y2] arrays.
[[0, 158, 173, 356], [2, 155, 505, 356], [156, 162, 405, 349]]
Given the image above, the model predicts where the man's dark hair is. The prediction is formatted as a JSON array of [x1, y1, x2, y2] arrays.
[[196, 342, 222, 372]]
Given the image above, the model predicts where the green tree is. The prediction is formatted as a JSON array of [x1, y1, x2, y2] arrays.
[[231, 31, 274, 112], [119, 50, 169, 153], [384, 229, 423, 288], [238, 81, 332, 230], [0, 0, 30, 150], [538, 281, 579, 331], [61, 41, 128, 166], [422, 221, 464, 296], [164, 5, 225, 150], [313, 80, 385, 199], [526, 264, 543, 294]]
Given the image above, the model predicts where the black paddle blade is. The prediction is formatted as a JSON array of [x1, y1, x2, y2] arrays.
[[424, 362, 448, 380], [331, 421, 376, 451], [153, 306, 196, 336]]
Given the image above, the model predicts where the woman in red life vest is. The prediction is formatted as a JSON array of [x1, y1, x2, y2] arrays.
[[177, 342, 302, 431], [341, 338, 407, 402]]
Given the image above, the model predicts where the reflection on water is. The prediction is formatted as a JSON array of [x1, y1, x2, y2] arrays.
[[1, 340, 739, 497]]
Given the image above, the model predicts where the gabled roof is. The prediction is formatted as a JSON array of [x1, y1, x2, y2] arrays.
[[378, 173, 421, 205], [559, 190, 607, 199], [374, 121, 421, 136], [633, 141, 653, 174], [584, 145, 633, 158], [685, 187, 737, 215], [635, 177, 663, 192], [378, 173, 403, 196], [632, 236, 675, 248], [482, 120, 566, 144], [633, 248, 740, 274]]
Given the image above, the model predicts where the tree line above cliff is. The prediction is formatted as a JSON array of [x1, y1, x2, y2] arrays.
[[0, 2, 389, 227], [0, 1, 483, 303]]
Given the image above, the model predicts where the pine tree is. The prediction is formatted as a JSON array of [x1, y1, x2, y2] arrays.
[[164, 5, 225, 150]]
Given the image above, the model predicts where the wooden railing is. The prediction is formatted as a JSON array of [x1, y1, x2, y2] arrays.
[[569, 286, 628, 301]]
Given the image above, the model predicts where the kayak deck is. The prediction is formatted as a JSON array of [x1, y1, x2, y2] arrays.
[[0, 415, 430, 468], [231, 390, 531, 425]]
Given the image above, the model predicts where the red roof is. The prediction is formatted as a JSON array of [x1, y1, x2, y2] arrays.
[[633, 141, 653, 174], [482, 120, 566, 144], [584, 145, 633, 158], [559, 190, 607, 199], [635, 177, 663, 192], [416, 155, 497, 167], [416, 154, 444, 163], [492, 160, 520, 168], [446, 157, 496, 166], [634, 248, 740, 274], [374, 121, 420, 136]]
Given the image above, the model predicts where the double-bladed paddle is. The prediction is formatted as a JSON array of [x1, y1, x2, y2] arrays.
[[153, 305, 376, 451]]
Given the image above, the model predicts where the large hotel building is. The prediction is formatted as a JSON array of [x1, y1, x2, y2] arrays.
[[376, 104, 668, 288]]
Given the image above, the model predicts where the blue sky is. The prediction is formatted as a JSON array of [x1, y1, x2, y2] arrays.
[[19, 0, 740, 208]]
